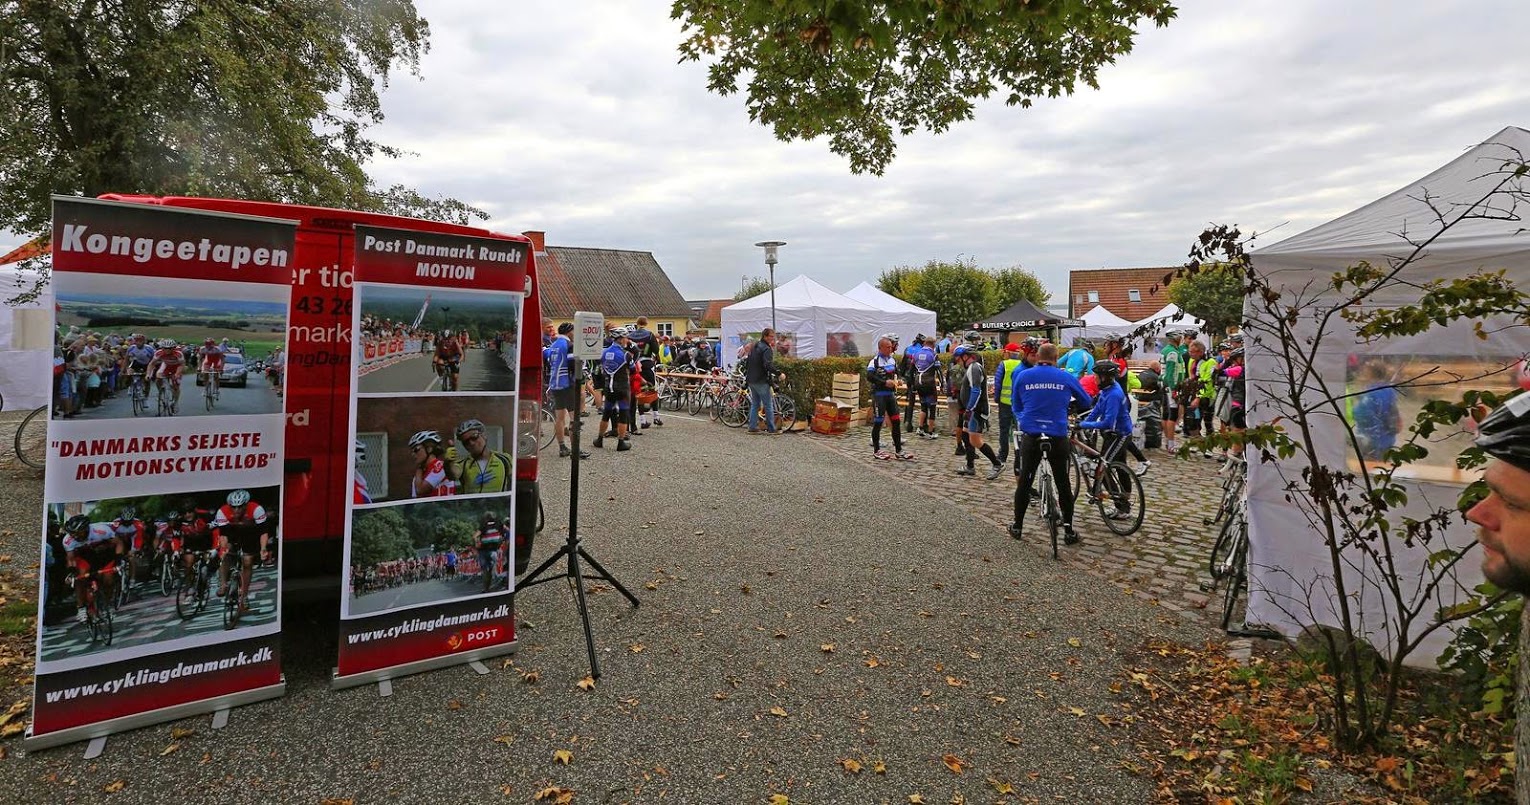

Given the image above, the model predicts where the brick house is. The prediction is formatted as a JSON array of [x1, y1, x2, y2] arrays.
[[525, 231, 693, 338], [1067, 267, 1178, 321]]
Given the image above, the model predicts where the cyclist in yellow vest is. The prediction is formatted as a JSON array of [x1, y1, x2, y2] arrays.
[[993, 340, 1033, 470]]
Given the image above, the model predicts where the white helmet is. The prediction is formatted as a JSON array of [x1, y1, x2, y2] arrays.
[[158, 339, 176, 349], [227, 489, 251, 507], [354, 439, 367, 461], [408, 430, 442, 449], [608, 326, 630, 339]]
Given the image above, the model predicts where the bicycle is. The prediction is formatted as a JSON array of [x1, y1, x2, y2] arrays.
[[718, 386, 749, 428], [156, 544, 180, 597], [127, 370, 149, 417], [1033, 435, 1066, 559], [1067, 427, 1146, 537], [155, 377, 177, 416], [436, 360, 460, 392], [223, 546, 254, 630], [15, 404, 46, 469], [202, 370, 218, 411], [113, 556, 134, 609], [1205, 455, 1248, 527], [71, 569, 115, 645], [175, 550, 215, 620]]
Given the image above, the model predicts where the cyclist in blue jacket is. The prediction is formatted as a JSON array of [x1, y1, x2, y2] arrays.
[[1010, 343, 1094, 545], [1077, 361, 1137, 519]]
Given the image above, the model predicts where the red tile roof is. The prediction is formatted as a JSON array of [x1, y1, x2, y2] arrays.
[[534, 244, 692, 319], [1067, 267, 1178, 320]]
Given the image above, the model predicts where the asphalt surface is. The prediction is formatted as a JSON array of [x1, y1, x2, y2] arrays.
[[68, 376, 282, 419], [0, 413, 1209, 804], [348, 575, 485, 616], [359, 349, 517, 393]]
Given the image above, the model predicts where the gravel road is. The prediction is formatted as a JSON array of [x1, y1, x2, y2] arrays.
[[0, 412, 1210, 804]]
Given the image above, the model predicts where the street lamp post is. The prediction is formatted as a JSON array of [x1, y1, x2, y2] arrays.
[[754, 241, 785, 333]]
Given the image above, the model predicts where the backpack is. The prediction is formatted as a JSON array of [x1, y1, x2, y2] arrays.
[[911, 348, 938, 385]]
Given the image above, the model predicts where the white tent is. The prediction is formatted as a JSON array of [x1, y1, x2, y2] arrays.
[[1077, 304, 1135, 342], [719, 275, 884, 365], [842, 282, 939, 348], [0, 263, 54, 411], [1125, 303, 1205, 354], [1244, 125, 1530, 664]]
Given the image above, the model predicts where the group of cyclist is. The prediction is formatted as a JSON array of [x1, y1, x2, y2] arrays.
[[54, 328, 267, 417], [351, 510, 510, 598], [541, 317, 668, 456], [58, 489, 275, 628]]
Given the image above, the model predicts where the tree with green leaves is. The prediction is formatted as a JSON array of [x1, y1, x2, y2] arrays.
[[877, 259, 1048, 333], [0, 0, 482, 245], [1167, 261, 1243, 337], [735, 275, 775, 302], [672, 0, 1177, 174], [901, 258, 993, 334], [351, 508, 413, 566]]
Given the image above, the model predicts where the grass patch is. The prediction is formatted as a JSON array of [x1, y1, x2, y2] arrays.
[[0, 597, 34, 639]]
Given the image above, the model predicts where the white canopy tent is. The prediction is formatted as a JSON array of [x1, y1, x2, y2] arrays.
[[842, 282, 939, 348], [1244, 125, 1530, 664], [1127, 303, 1205, 355], [1076, 304, 1135, 342], [0, 262, 54, 411], [719, 275, 884, 365]]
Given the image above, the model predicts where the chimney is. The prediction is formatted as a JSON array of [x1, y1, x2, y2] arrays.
[[522, 230, 547, 256]]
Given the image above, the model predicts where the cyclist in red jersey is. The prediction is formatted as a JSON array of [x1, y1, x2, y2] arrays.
[[146, 338, 186, 411], [197, 338, 225, 398], [63, 516, 121, 624], [408, 430, 454, 497], [175, 508, 216, 589], [213, 489, 271, 613], [433, 329, 463, 391], [109, 506, 148, 596]]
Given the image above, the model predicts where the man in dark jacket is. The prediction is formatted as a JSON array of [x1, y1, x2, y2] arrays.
[[745, 328, 782, 434]]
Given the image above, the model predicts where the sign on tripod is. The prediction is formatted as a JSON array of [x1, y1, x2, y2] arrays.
[[573, 311, 604, 360]]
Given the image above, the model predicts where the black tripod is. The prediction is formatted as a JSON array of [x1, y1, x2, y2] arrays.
[[517, 356, 639, 678]]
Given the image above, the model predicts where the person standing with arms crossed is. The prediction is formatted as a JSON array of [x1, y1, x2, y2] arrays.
[[1009, 344, 1093, 546]]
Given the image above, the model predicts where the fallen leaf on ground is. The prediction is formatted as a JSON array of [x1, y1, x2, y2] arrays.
[[942, 754, 966, 774], [945, 676, 966, 688], [104, 780, 126, 793], [1003, 735, 1022, 746], [493, 735, 513, 746], [873, 760, 887, 774], [553, 749, 573, 765], [840, 758, 862, 774], [521, 670, 541, 684], [769, 706, 788, 717], [170, 726, 195, 740], [864, 657, 880, 668], [446, 699, 462, 710], [988, 778, 1015, 794], [820, 644, 835, 653], [629, 643, 644, 653], [768, 795, 789, 805], [908, 795, 926, 804], [1067, 637, 1082, 647], [576, 676, 596, 691], [0, 700, 26, 727], [534, 787, 574, 804], [320, 800, 354, 805], [1068, 707, 1086, 717], [160, 743, 180, 756]]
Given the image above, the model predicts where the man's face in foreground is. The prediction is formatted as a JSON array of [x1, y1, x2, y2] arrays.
[[1469, 460, 1530, 594]]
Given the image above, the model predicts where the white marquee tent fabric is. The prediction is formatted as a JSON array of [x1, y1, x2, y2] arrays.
[[719, 275, 884, 365], [1126, 303, 1205, 354], [1076, 304, 1135, 342], [1244, 125, 1530, 665], [842, 282, 938, 347], [0, 264, 54, 411]]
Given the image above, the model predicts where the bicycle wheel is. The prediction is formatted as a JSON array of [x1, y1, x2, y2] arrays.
[[1069, 453, 1086, 503], [1095, 462, 1145, 536], [719, 391, 748, 428], [773, 395, 796, 431], [15, 405, 47, 469], [87, 594, 104, 643], [131, 381, 147, 416], [223, 569, 240, 630], [175, 571, 200, 619], [204, 378, 216, 411], [1221, 530, 1248, 631], [101, 600, 114, 646], [1207, 511, 1238, 580], [1040, 471, 1060, 559], [687, 389, 707, 416], [539, 401, 557, 451]]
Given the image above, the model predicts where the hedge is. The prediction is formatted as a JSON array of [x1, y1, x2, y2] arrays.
[[776, 350, 1011, 416]]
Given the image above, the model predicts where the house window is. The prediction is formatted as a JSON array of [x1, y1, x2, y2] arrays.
[[1087, 291, 1099, 304], [657, 322, 673, 337], [1127, 289, 1141, 303]]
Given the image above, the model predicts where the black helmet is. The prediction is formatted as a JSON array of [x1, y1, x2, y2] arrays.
[[557, 322, 574, 335], [1476, 395, 1530, 473], [964, 332, 985, 345], [913, 333, 926, 345], [1094, 361, 1122, 381], [1229, 347, 1245, 360], [65, 514, 90, 533]]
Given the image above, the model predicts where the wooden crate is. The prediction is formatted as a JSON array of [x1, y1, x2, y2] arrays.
[[811, 398, 854, 435], [831, 372, 860, 409]]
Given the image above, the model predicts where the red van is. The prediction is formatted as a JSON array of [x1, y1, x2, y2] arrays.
[[98, 195, 545, 587]]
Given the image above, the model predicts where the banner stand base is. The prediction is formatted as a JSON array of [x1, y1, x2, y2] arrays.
[[25, 677, 287, 754], [378, 680, 392, 698], [211, 708, 230, 730], [329, 640, 517, 692], [83, 736, 106, 760]]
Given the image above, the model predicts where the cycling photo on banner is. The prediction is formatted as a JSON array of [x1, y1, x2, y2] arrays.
[[53, 274, 286, 420], [351, 397, 515, 505], [355, 285, 520, 394], [344, 495, 514, 618]]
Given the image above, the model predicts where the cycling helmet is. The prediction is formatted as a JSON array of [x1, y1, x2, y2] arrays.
[[455, 418, 486, 441], [120, 506, 136, 521], [227, 489, 251, 507], [354, 439, 367, 461], [64, 514, 90, 533], [952, 345, 971, 359], [408, 430, 442, 449], [204, 338, 215, 346], [1229, 347, 1245, 360], [1022, 336, 1045, 354], [166, 510, 181, 522], [914, 333, 927, 345], [608, 326, 630, 339], [159, 339, 175, 349], [441, 329, 452, 338], [557, 322, 574, 335], [882, 332, 900, 344], [1094, 361, 1122, 381], [1476, 394, 1530, 473], [964, 332, 985, 345]]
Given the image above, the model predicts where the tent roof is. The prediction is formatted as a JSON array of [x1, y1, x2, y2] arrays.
[[1079, 305, 1132, 327], [723, 275, 878, 312], [972, 297, 1082, 330], [843, 281, 935, 315], [1258, 125, 1530, 261]]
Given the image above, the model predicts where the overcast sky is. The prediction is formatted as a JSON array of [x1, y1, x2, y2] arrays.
[[28, 1, 1527, 306]]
